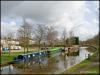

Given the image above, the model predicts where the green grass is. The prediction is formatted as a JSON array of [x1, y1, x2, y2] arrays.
[[63, 60, 90, 74], [51, 48, 60, 50], [87, 65, 99, 73], [89, 66, 98, 71], [0, 52, 25, 65]]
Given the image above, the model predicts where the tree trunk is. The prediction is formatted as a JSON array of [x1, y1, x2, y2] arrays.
[[9, 46, 11, 55], [27, 46, 28, 52], [24, 46, 25, 54], [26, 40, 28, 52], [38, 41, 41, 67]]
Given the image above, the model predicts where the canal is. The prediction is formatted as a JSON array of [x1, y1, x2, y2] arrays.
[[1, 47, 93, 74]]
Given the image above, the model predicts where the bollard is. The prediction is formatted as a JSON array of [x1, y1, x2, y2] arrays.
[[87, 54, 90, 60], [0, 67, 2, 71]]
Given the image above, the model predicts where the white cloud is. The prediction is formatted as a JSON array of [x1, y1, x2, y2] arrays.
[[1, 21, 18, 37]]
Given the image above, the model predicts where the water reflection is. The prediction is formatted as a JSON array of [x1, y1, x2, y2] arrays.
[[1, 47, 92, 74]]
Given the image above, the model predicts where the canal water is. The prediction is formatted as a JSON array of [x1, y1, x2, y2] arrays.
[[1, 47, 93, 74]]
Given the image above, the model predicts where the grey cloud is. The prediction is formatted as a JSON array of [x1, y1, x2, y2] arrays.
[[1, 1, 71, 24], [1, 1, 23, 17]]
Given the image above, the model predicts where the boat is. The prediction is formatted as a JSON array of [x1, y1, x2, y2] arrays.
[[8, 48, 62, 64]]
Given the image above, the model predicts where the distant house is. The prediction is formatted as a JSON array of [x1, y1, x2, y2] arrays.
[[29, 40, 35, 45], [1, 39, 21, 51]]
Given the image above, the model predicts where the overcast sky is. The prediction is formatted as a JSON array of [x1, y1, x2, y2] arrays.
[[1, 1, 99, 41]]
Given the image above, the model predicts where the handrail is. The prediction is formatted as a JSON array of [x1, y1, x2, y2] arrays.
[[79, 44, 97, 50]]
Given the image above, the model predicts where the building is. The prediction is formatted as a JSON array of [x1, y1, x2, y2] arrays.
[[1, 39, 21, 51]]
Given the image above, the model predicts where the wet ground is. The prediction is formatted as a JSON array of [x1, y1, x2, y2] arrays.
[[1, 47, 92, 74]]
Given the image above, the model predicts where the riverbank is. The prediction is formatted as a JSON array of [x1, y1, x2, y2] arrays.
[[62, 46, 99, 74]]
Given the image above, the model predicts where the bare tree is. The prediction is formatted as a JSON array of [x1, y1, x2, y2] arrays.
[[4, 32, 13, 55], [17, 19, 33, 53], [33, 24, 47, 50], [62, 29, 67, 48], [68, 30, 74, 47], [18, 26, 25, 53], [46, 25, 58, 48]]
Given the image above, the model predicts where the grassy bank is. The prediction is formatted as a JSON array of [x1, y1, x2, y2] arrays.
[[0, 52, 24, 65], [62, 46, 99, 74], [0, 49, 37, 65]]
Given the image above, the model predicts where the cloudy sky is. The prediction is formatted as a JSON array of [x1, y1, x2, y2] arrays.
[[1, 1, 99, 41]]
